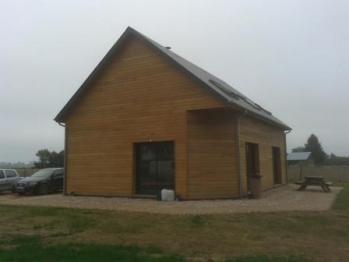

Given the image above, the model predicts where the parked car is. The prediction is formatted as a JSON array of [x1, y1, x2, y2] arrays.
[[0, 169, 21, 193], [16, 168, 64, 195]]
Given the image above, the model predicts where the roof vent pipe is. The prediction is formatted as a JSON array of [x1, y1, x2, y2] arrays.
[[165, 46, 171, 49]]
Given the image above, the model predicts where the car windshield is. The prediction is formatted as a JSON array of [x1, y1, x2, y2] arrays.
[[31, 169, 54, 178]]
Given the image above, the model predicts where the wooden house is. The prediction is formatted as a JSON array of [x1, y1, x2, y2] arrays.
[[55, 27, 291, 199]]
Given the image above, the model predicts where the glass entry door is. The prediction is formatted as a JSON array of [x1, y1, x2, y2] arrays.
[[135, 141, 174, 195]]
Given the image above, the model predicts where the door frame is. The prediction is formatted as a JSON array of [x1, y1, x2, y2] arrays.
[[272, 146, 282, 184], [133, 141, 175, 196], [245, 142, 260, 192]]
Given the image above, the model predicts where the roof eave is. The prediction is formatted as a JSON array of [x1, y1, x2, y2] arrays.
[[237, 107, 291, 131]]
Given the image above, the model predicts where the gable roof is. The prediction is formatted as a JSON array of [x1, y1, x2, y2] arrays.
[[55, 27, 291, 130], [287, 152, 311, 161]]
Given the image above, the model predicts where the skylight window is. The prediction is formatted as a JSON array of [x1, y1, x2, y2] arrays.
[[209, 79, 272, 116], [208, 79, 240, 100]]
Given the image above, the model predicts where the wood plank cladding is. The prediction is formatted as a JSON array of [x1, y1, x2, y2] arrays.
[[239, 116, 286, 194], [65, 35, 225, 199], [187, 109, 239, 199], [62, 32, 288, 200]]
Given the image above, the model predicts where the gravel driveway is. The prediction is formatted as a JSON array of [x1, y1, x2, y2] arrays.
[[0, 185, 342, 215]]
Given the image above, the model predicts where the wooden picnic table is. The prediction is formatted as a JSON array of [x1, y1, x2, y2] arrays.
[[296, 176, 332, 192]]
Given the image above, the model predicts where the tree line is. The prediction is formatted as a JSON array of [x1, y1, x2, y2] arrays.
[[34, 149, 64, 168], [292, 134, 349, 166], [32, 134, 348, 168]]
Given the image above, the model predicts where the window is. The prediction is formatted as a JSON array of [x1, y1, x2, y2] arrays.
[[52, 170, 63, 178], [32, 169, 54, 178], [208, 79, 240, 100], [5, 170, 17, 178], [208, 79, 273, 116], [135, 142, 174, 195], [0, 170, 5, 179]]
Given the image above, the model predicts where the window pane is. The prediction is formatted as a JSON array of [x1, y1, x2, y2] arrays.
[[140, 145, 156, 161], [157, 145, 173, 160], [5, 170, 16, 178]]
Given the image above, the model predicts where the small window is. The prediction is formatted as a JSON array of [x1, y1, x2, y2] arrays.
[[0, 170, 5, 179], [5, 170, 17, 178]]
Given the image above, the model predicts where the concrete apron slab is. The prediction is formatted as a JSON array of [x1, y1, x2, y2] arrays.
[[0, 185, 342, 215]]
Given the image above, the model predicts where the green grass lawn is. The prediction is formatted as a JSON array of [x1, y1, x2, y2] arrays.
[[0, 184, 348, 262], [0, 236, 183, 262]]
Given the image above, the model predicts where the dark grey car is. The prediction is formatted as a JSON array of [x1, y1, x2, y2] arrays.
[[16, 168, 64, 195]]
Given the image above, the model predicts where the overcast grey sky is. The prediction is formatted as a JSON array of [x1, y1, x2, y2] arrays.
[[0, 0, 348, 162]]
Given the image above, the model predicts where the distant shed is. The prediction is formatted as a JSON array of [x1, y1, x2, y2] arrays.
[[287, 152, 313, 166]]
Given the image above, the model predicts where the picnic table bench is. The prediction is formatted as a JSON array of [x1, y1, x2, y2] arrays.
[[296, 176, 332, 192]]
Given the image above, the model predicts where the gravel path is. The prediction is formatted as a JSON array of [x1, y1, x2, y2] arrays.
[[0, 185, 342, 215]]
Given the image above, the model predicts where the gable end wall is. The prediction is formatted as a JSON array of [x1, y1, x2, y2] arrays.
[[64, 36, 226, 199]]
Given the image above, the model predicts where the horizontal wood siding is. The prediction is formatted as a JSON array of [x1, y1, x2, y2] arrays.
[[239, 116, 286, 193], [187, 110, 239, 199], [65, 36, 225, 198]]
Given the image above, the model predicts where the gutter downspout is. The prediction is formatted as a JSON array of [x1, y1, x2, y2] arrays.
[[284, 130, 291, 184], [236, 115, 242, 198], [237, 110, 248, 198], [58, 122, 67, 195]]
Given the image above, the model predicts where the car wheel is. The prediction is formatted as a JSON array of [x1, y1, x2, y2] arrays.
[[38, 184, 49, 195]]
